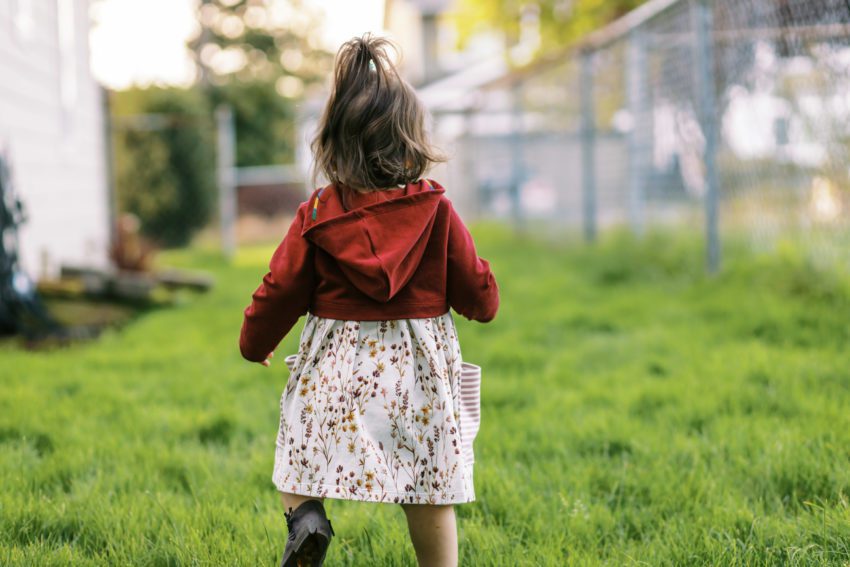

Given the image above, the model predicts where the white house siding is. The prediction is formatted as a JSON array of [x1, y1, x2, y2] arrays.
[[0, 0, 109, 279]]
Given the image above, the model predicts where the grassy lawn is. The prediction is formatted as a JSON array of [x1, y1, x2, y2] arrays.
[[1, 224, 849, 566]]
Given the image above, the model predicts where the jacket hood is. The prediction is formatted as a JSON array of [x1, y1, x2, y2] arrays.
[[300, 178, 445, 303]]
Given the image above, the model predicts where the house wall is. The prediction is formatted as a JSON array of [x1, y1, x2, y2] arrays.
[[0, 0, 109, 279]]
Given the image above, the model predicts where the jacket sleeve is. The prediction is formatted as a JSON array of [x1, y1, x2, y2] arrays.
[[445, 200, 499, 322], [239, 202, 314, 362]]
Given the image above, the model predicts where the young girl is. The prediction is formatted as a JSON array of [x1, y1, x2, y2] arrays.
[[239, 33, 499, 567]]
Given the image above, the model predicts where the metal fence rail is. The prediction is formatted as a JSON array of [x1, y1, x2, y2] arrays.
[[435, 0, 850, 272]]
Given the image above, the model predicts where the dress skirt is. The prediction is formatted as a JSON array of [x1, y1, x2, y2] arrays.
[[271, 310, 477, 505]]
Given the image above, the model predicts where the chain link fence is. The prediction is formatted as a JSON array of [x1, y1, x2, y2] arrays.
[[434, 0, 850, 272]]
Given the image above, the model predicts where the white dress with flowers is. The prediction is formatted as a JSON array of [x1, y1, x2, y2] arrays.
[[271, 310, 476, 505]]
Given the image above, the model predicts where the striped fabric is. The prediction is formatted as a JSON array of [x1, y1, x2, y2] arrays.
[[458, 362, 482, 465], [282, 354, 482, 467]]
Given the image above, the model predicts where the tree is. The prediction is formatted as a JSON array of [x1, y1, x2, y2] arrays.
[[112, 87, 217, 248], [450, 0, 647, 62], [187, 0, 334, 166], [107, 1, 335, 248]]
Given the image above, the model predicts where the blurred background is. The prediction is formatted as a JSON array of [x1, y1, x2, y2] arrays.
[[2, 1, 850, 565], [4, 0, 850, 286]]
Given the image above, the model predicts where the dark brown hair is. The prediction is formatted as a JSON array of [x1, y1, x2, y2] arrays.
[[310, 33, 446, 192]]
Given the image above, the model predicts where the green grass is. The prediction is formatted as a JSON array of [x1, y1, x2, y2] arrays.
[[1, 224, 849, 566]]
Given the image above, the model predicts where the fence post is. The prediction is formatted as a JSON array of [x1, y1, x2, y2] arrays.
[[102, 88, 117, 248], [693, 0, 721, 273], [461, 107, 479, 218], [509, 81, 525, 231], [626, 27, 649, 236], [216, 104, 236, 260], [579, 49, 597, 242]]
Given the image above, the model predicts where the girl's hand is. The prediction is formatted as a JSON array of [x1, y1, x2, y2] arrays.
[[260, 351, 275, 367]]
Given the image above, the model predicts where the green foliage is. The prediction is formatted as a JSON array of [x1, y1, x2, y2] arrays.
[[107, 2, 335, 250], [211, 80, 297, 166], [188, 0, 331, 87], [1, 226, 849, 564], [451, 0, 647, 59], [187, 0, 333, 167], [112, 87, 217, 248]]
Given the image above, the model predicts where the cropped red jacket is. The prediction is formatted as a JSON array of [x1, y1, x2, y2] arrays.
[[239, 178, 500, 363]]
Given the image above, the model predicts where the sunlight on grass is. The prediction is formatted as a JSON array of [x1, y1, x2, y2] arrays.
[[2, 224, 849, 565]]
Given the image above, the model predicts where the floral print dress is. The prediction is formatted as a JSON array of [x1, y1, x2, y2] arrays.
[[272, 310, 476, 505]]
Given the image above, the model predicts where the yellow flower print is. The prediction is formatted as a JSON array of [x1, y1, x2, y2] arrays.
[[272, 312, 476, 505]]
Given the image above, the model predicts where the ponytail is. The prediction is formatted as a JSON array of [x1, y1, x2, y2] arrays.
[[310, 33, 446, 191]]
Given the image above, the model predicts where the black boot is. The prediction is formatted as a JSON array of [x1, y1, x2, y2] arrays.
[[281, 499, 335, 567]]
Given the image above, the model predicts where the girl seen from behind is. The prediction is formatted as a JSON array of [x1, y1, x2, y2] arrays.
[[239, 32, 499, 567]]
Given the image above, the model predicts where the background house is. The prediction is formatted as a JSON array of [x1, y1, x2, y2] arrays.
[[0, 0, 110, 279]]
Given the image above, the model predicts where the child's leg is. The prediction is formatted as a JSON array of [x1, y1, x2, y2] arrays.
[[279, 491, 325, 512], [400, 503, 458, 567]]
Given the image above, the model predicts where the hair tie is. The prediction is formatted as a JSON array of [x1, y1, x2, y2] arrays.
[[368, 59, 376, 72]]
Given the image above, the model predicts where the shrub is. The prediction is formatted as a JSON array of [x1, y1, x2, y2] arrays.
[[112, 87, 217, 248]]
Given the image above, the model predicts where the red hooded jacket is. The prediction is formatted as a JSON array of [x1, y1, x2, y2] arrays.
[[238, 178, 499, 363]]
